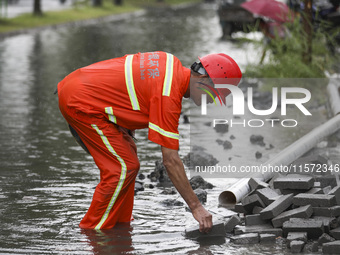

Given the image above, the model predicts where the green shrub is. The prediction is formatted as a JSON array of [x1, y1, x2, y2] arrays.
[[245, 18, 338, 78]]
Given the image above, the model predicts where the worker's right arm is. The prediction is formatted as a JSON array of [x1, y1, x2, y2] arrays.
[[161, 146, 212, 233]]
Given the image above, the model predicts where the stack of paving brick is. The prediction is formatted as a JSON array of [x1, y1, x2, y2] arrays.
[[227, 170, 340, 254], [185, 155, 340, 253]]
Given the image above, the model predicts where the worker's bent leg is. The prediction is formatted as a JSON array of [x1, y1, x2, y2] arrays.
[[60, 109, 140, 229]]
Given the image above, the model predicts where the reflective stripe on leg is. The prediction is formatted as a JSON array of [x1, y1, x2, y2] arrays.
[[91, 124, 127, 230]]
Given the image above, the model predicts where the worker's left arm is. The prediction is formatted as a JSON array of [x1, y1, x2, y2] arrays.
[[161, 146, 213, 233]]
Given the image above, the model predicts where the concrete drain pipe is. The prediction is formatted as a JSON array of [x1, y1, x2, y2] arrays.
[[218, 80, 340, 207]]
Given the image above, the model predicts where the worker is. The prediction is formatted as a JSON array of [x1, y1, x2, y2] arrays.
[[57, 51, 242, 232]]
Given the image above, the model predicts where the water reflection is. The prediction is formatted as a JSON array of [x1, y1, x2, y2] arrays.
[[81, 223, 134, 255]]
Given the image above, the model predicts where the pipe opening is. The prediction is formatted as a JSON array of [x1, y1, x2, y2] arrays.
[[218, 190, 237, 207]]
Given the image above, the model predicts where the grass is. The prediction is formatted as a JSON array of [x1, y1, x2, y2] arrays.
[[0, 0, 201, 34]]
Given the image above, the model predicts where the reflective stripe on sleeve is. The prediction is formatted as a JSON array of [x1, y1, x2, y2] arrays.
[[91, 124, 127, 230], [125, 55, 140, 110], [162, 53, 174, 96], [105, 107, 117, 124], [149, 122, 179, 140]]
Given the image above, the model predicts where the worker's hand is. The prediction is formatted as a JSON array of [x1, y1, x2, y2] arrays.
[[191, 205, 213, 233]]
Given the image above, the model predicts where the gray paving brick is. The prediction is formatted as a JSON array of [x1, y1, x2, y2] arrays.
[[260, 194, 294, 220], [329, 186, 340, 205], [287, 232, 307, 245], [313, 216, 338, 233], [306, 187, 323, 194], [233, 203, 247, 214], [272, 205, 313, 228], [245, 214, 269, 226], [318, 233, 335, 245], [260, 233, 276, 243], [248, 178, 269, 191], [252, 206, 263, 214], [283, 218, 324, 239], [293, 193, 336, 207], [230, 233, 259, 244], [303, 241, 319, 253], [322, 240, 340, 254], [323, 186, 332, 195], [234, 224, 282, 237], [330, 227, 340, 240], [314, 176, 337, 189], [185, 221, 226, 239], [290, 240, 305, 253], [224, 215, 241, 233], [241, 194, 265, 213], [255, 187, 280, 206], [273, 174, 314, 190], [313, 206, 340, 217], [280, 189, 306, 196]]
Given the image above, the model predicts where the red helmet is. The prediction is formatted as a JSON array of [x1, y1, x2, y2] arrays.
[[198, 53, 242, 104]]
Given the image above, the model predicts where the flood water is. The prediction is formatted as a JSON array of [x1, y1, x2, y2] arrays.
[[0, 3, 331, 254]]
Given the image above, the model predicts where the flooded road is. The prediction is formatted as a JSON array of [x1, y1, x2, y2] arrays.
[[0, 3, 330, 254]]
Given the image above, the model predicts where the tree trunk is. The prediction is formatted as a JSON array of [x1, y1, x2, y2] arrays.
[[33, 0, 43, 16], [92, 0, 103, 6], [302, 0, 313, 64], [113, 0, 123, 5]]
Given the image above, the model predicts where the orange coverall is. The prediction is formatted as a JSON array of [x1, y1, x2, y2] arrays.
[[58, 52, 190, 229]]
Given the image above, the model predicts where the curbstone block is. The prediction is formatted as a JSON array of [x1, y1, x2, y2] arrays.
[[293, 193, 336, 207], [323, 186, 332, 195], [314, 176, 337, 189], [248, 178, 269, 191], [272, 205, 313, 228], [185, 221, 226, 239], [260, 233, 276, 243], [318, 233, 336, 245], [260, 194, 294, 220], [322, 240, 340, 254], [230, 233, 259, 244], [224, 215, 241, 233], [280, 189, 307, 196], [306, 187, 323, 194], [287, 232, 307, 245], [290, 240, 305, 253], [329, 186, 340, 205], [273, 174, 314, 190], [241, 194, 265, 213], [255, 188, 280, 206], [313, 206, 340, 217], [313, 216, 338, 233], [234, 224, 283, 237], [245, 214, 269, 226], [330, 227, 340, 240], [234, 203, 247, 214], [252, 206, 263, 214], [283, 218, 324, 239], [303, 241, 319, 253]]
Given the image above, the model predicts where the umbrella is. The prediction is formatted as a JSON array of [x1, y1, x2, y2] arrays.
[[241, 0, 294, 23]]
